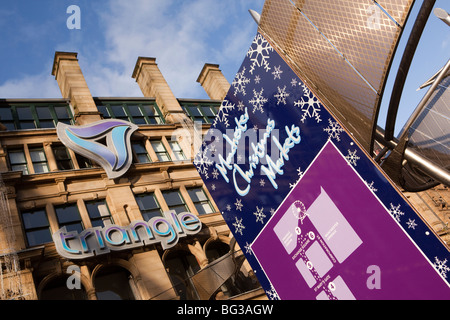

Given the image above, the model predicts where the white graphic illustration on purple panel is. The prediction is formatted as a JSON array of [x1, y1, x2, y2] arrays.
[[274, 187, 362, 299]]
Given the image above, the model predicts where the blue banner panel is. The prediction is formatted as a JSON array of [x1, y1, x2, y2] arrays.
[[194, 32, 450, 300]]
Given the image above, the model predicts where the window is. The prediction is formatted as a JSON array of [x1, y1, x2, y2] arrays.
[[140, 104, 163, 124], [55, 204, 84, 233], [85, 200, 113, 228], [8, 149, 29, 174], [0, 103, 73, 130], [0, 108, 15, 130], [29, 146, 49, 173], [40, 276, 87, 300], [16, 106, 36, 129], [181, 103, 220, 124], [36, 106, 55, 128], [97, 105, 111, 119], [53, 145, 74, 170], [132, 141, 151, 163], [95, 101, 164, 125], [94, 266, 136, 300], [187, 187, 214, 215], [168, 140, 186, 160], [21, 209, 52, 247], [136, 193, 162, 221], [164, 250, 201, 300], [110, 104, 128, 121], [76, 154, 98, 169], [151, 140, 171, 162], [162, 190, 188, 214], [53, 106, 72, 125], [127, 104, 147, 125]]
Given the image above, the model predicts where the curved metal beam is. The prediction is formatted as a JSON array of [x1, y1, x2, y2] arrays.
[[384, 0, 436, 141]]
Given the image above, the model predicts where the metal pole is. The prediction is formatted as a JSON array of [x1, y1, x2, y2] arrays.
[[434, 8, 450, 27], [397, 58, 450, 142], [374, 131, 450, 187]]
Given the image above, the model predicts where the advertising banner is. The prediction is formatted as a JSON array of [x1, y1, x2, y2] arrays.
[[194, 32, 450, 299]]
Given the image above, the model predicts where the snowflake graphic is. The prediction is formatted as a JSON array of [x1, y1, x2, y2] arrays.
[[232, 216, 246, 236], [211, 184, 216, 191], [259, 179, 266, 187], [209, 143, 217, 156], [266, 285, 280, 300], [323, 118, 344, 141], [249, 88, 268, 113], [237, 101, 245, 112], [289, 167, 304, 189], [388, 203, 405, 222], [364, 180, 378, 192], [406, 218, 417, 229], [272, 65, 283, 80], [254, 75, 261, 84], [234, 198, 243, 211], [213, 99, 235, 128], [244, 242, 253, 255], [232, 66, 250, 96], [274, 85, 290, 105], [193, 146, 213, 179], [226, 204, 231, 211], [253, 206, 266, 224], [291, 78, 298, 86], [294, 85, 322, 123], [211, 168, 219, 179], [247, 33, 273, 74], [433, 257, 450, 279], [345, 149, 360, 166], [270, 208, 276, 216]]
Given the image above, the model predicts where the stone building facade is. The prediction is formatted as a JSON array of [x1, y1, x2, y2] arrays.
[[0, 52, 264, 300]]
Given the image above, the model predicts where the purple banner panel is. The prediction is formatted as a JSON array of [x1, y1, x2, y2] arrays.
[[194, 30, 450, 300], [252, 141, 449, 299]]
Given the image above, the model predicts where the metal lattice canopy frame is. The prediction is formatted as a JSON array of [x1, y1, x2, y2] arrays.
[[257, 0, 450, 190]]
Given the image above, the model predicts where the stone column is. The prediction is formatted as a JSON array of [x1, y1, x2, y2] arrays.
[[196, 63, 230, 100], [132, 57, 186, 124], [51, 51, 101, 125]]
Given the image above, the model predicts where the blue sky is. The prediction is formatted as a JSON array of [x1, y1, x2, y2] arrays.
[[0, 0, 448, 136]]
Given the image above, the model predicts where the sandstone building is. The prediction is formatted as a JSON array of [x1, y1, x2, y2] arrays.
[[0, 52, 264, 300]]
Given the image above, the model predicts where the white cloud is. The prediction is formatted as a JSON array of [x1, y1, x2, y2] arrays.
[[0, 69, 60, 99], [88, 0, 261, 98], [0, 1, 263, 100]]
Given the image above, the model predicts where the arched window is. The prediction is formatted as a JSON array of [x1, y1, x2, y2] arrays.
[[39, 276, 87, 300], [164, 250, 201, 300], [206, 240, 260, 299], [94, 266, 136, 300], [205, 241, 237, 299]]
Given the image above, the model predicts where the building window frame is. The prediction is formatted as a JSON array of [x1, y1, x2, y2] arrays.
[[186, 187, 215, 216], [29, 145, 50, 174], [150, 139, 171, 162], [85, 199, 114, 228], [95, 100, 164, 125], [135, 192, 163, 221], [0, 102, 73, 130], [52, 144, 74, 171], [181, 102, 220, 124], [20, 208, 53, 247], [132, 140, 152, 164], [54, 203, 84, 234], [162, 189, 189, 214], [168, 140, 187, 161], [8, 148, 29, 174]]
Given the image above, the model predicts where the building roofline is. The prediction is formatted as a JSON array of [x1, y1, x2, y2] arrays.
[[0, 98, 70, 104]]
